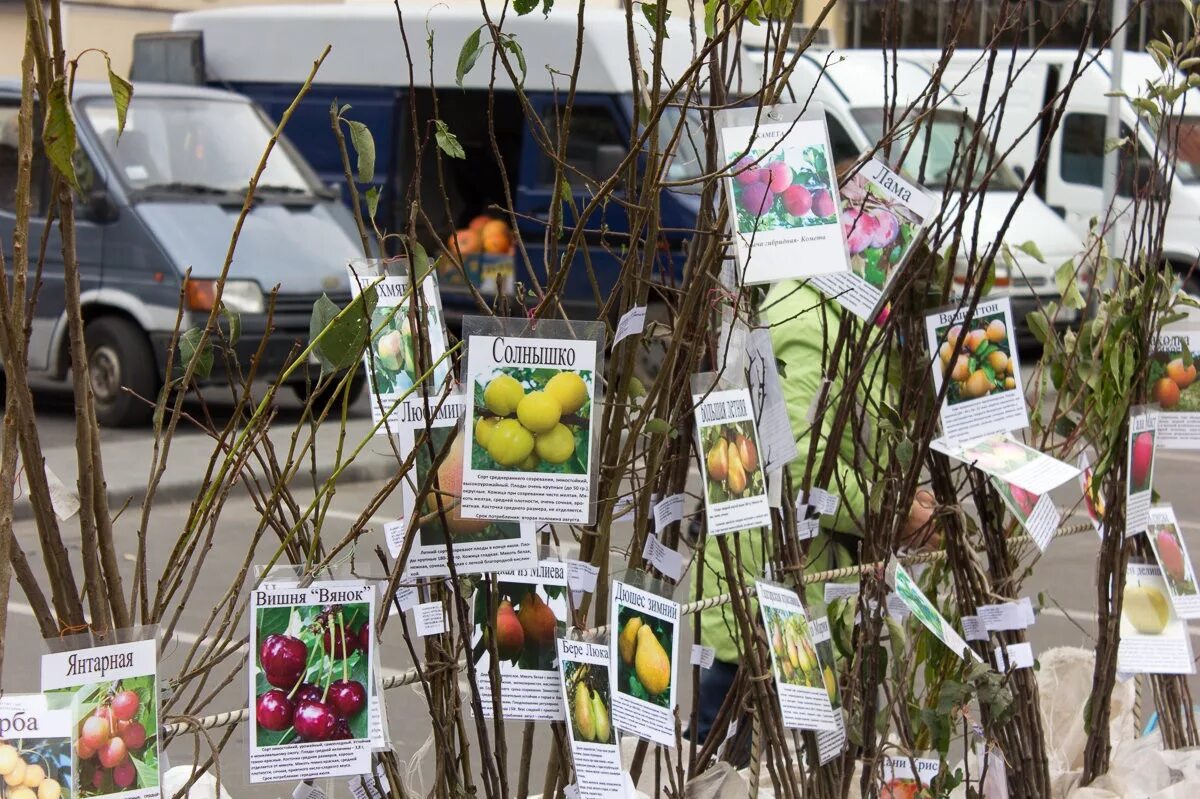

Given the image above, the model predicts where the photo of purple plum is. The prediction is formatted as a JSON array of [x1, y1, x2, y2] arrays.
[[729, 144, 838, 234], [839, 168, 926, 291]]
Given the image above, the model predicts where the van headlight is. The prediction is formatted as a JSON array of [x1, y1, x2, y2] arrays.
[[185, 279, 265, 314]]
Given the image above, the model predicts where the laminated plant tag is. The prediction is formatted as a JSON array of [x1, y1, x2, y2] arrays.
[[886, 561, 981, 662], [810, 157, 936, 322], [557, 640, 625, 799], [1126, 409, 1158, 535], [247, 581, 375, 782], [1149, 329, 1200, 448], [716, 102, 850, 285], [1078, 453, 1105, 538], [990, 476, 1059, 551], [1117, 563, 1194, 675], [881, 756, 941, 795], [347, 263, 450, 433], [459, 317, 605, 524], [42, 632, 161, 799], [394, 392, 537, 576], [925, 297, 1028, 442], [756, 582, 836, 731], [0, 694, 73, 799], [693, 387, 772, 535], [609, 581, 680, 747], [473, 560, 568, 722], [930, 433, 1078, 496], [745, 328, 799, 472], [1146, 505, 1200, 619]]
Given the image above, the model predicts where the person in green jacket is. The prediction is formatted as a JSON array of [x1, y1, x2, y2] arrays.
[[693, 279, 936, 745]]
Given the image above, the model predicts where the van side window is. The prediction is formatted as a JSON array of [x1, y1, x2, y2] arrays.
[[1061, 113, 1152, 195], [0, 104, 46, 215], [539, 105, 624, 188], [826, 114, 860, 165]]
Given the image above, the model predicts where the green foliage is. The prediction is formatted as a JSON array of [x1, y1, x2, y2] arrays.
[[457, 27, 484, 87], [435, 120, 466, 160], [309, 287, 378, 375], [102, 53, 133, 144], [42, 76, 79, 191], [345, 120, 375, 183], [178, 327, 214, 379]]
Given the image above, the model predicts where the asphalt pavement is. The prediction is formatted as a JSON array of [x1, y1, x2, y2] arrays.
[[2, 379, 1200, 797]]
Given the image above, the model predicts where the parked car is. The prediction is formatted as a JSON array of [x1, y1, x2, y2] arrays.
[[154, 5, 702, 323], [906, 48, 1200, 288], [0, 80, 364, 425]]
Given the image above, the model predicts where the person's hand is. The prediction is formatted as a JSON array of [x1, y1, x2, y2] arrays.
[[900, 489, 939, 550]]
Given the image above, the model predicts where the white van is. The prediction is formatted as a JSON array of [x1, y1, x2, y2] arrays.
[[765, 50, 1084, 333], [907, 49, 1200, 287]]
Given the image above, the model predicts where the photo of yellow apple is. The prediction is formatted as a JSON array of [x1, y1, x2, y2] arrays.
[[1124, 583, 1170, 635]]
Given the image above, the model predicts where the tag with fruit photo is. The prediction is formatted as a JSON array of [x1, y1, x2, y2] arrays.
[[810, 157, 936, 323], [1126, 410, 1159, 536], [756, 582, 838, 731], [717, 103, 852, 284], [880, 756, 942, 799], [471, 561, 568, 722], [930, 433, 1079, 498], [247, 581, 375, 783], [41, 637, 160, 799], [1117, 564, 1195, 675], [1146, 505, 1200, 618], [458, 317, 605, 525], [925, 297, 1029, 442], [348, 265, 451, 433], [556, 641, 625, 799], [394, 393, 538, 577], [1148, 330, 1200, 448], [990, 477, 1059, 552], [693, 386, 772, 536], [0, 695, 74, 799], [608, 581, 680, 747]]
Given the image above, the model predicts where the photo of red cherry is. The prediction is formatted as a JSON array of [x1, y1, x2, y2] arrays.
[[253, 601, 372, 747], [70, 675, 159, 797]]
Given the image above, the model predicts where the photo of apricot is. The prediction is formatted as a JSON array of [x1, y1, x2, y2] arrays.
[[933, 312, 1017, 406]]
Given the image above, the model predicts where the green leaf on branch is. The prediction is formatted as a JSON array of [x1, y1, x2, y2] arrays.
[[642, 3, 671, 32], [219, 303, 241, 347], [365, 186, 380, 220], [178, 328, 213, 379], [457, 26, 484, 85], [346, 120, 375, 183], [309, 288, 377, 375], [703, 0, 719, 37], [103, 54, 133, 143], [435, 120, 466, 159], [1016, 240, 1045, 263], [1055, 259, 1086, 310], [501, 36, 527, 84], [645, 417, 673, 436], [42, 77, 79, 190]]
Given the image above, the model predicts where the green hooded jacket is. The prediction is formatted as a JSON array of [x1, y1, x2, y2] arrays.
[[696, 281, 884, 664]]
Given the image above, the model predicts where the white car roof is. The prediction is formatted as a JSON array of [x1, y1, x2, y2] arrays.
[[174, 4, 696, 94], [817, 50, 953, 110]]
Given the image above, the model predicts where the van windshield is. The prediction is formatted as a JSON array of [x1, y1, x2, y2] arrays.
[[659, 107, 706, 191], [852, 108, 1021, 191], [81, 96, 318, 195]]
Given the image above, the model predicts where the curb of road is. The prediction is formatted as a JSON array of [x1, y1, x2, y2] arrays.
[[12, 455, 396, 523]]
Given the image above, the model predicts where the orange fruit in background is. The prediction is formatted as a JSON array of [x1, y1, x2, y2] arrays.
[[1155, 376, 1182, 409], [950, 355, 969, 382], [882, 781, 918, 799], [964, 328, 987, 352], [1166, 358, 1197, 389], [468, 214, 491, 231], [964, 369, 992, 398], [987, 351, 1009, 374], [480, 220, 513, 254], [448, 228, 481, 257]]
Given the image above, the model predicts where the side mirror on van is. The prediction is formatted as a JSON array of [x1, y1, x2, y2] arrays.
[[1012, 165, 1027, 181], [84, 190, 119, 224]]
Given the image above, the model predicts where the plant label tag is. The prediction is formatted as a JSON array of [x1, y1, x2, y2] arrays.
[[798, 517, 821, 541], [931, 434, 1079, 497], [653, 494, 685, 533], [746, 328, 800, 471], [993, 642, 1035, 671], [824, 582, 859, 603], [563, 785, 581, 799], [460, 322, 603, 524], [567, 561, 599, 594], [1146, 505, 1200, 619], [394, 393, 538, 577], [613, 306, 646, 346], [608, 582, 681, 747], [882, 757, 942, 793], [347, 763, 390, 799], [1078, 453, 1105, 538], [246, 581, 375, 783], [925, 297, 1029, 441], [641, 534, 684, 582], [413, 601, 446, 637], [886, 561, 981, 662], [292, 782, 328, 799], [961, 615, 988, 641], [1126, 410, 1158, 535], [808, 488, 839, 516], [557, 640, 624, 798], [977, 601, 1029, 632], [0, 695, 72, 799], [1149, 330, 1200, 448], [716, 103, 851, 285], [991, 477, 1058, 552], [810, 158, 936, 322], [1117, 563, 1195, 675], [690, 645, 715, 669], [756, 582, 837, 730], [694, 387, 772, 535], [885, 593, 911, 620], [474, 560, 567, 721], [348, 268, 450, 434]]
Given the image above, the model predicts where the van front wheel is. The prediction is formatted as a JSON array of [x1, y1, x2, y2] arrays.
[[85, 316, 157, 427]]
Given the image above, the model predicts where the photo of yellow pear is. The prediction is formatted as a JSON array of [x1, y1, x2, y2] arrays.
[[619, 616, 642, 665], [573, 682, 596, 741], [591, 690, 612, 743], [634, 625, 671, 697]]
